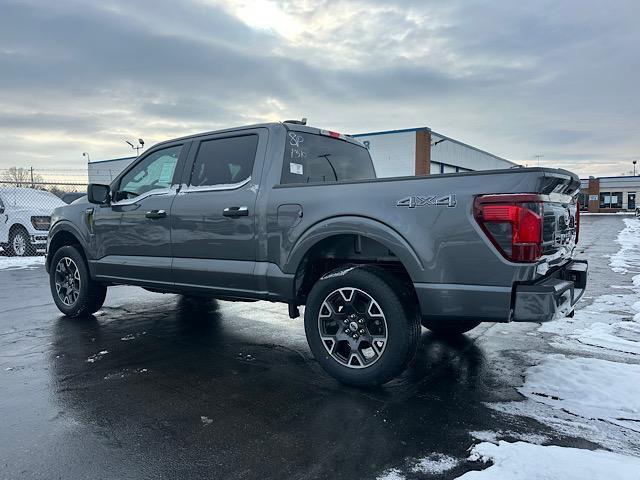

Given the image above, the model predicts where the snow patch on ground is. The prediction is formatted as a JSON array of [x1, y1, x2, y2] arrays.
[[517, 355, 640, 432], [0, 255, 44, 270], [86, 350, 109, 363], [376, 468, 404, 480], [609, 218, 640, 274], [539, 290, 640, 356], [375, 453, 459, 479], [120, 332, 147, 341], [411, 454, 458, 475], [470, 430, 550, 445], [572, 321, 640, 355], [457, 441, 640, 479], [489, 398, 640, 456]]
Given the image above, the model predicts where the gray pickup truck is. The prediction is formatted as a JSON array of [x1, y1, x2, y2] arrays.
[[46, 122, 587, 386]]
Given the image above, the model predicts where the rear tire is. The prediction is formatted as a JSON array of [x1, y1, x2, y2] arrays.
[[421, 318, 481, 336], [8, 227, 34, 257], [50, 245, 107, 317], [304, 265, 420, 386]]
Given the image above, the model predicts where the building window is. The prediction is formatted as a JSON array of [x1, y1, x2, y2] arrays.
[[600, 191, 623, 209]]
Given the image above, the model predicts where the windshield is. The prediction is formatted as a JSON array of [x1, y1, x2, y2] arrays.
[[281, 132, 376, 184], [0, 189, 66, 210]]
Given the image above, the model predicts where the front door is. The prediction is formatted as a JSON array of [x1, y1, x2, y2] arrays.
[[171, 130, 265, 295], [91, 143, 188, 285], [629, 193, 636, 210]]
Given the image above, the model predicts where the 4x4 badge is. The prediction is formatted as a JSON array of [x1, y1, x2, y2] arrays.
[[397, 194, 457, 208]]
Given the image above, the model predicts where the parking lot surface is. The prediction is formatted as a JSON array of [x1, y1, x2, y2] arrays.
[[1, 215, 638, 479]]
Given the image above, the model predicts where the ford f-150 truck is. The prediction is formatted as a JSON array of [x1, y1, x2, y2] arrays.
[[46, 122, 587, 386], [1, 187, 66, 256]]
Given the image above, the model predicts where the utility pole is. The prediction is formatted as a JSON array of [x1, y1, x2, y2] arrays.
[[534, 155, 544, 167], [30, 166, 34, 188]]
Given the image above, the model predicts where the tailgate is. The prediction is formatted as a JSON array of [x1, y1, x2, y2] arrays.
[[542, 196, 579, 265], [473, 168, 581, 266]]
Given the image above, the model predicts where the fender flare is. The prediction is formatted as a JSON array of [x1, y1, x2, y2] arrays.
[[46, 221, 90, 271], [284, 215, 425, 279]]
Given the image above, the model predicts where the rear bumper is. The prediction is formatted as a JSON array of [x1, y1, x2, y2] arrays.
[[512, 260, 588, 322], [413, 259, 588, 324]]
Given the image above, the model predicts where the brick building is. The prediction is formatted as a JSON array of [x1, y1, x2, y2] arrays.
[[579, 176, 638, 212]]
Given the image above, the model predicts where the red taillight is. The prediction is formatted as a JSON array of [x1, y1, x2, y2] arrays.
[[474, 195, 543, 263], [320, 129, 347, 140]]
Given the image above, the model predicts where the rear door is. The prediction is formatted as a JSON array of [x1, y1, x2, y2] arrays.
[[170, 128, 267, 295]]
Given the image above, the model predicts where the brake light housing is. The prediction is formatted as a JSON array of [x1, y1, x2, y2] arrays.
[[474, 195, 544, 263]]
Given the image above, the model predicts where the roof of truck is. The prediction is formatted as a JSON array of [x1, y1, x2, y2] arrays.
[[150, 122, 366, 150]]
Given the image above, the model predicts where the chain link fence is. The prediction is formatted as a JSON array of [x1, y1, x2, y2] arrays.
[[0, 167, 88, 257]]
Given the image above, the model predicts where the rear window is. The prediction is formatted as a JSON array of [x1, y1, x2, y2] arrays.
[[281, 132, 375, 184], [190, 135, 258, 187]]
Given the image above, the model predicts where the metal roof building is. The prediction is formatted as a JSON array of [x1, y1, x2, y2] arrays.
[[351, 127, 517, 177], [87, 156, 136, 184]]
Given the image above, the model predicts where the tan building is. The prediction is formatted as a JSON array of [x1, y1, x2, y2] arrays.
[[579, 176, 638, 212]]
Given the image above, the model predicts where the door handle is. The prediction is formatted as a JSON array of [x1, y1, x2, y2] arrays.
[[145, 209, 167, 219], [223, 206, 249, 217]]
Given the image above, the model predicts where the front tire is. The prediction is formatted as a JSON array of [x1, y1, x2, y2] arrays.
[[50, 245, 107, 317], [421, 318, 480, 336], [304, 266, 420, 386], [8, 227, 34, 257]]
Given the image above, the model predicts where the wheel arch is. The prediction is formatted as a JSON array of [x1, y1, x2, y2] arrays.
[[46, 223, 89, 273], [8, 222, 30, 236], [286, 216, 424, 305]]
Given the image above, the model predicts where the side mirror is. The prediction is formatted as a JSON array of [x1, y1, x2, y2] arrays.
[[87, 184, 110, 205], [0, 206, 4, 214]]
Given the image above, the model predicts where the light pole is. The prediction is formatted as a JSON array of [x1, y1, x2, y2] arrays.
[[125, 138, 145, 156], [633, 160, 637, 176], [82, 152, 91, 163]]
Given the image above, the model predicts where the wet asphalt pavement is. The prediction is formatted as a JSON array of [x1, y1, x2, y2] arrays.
[[0, 216, 625, 479]]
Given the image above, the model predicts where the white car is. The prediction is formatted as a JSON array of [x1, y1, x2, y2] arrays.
[[0, 188, 66, 256]]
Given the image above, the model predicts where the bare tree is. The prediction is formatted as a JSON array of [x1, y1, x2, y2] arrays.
[[1, 167, 43, 186]]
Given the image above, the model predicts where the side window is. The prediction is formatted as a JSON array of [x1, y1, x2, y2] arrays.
[[118, 145, 182, 199], [190, 135, 258, 187]]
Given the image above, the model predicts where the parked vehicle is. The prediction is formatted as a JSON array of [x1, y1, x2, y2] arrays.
[[46, 122, 587, 386], [61, 192, 86, 204], [0, 188, 66, 256]]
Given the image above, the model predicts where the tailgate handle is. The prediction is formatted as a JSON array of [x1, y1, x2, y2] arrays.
[[223, 206, 249, 217], [145, 209, 167, 219]]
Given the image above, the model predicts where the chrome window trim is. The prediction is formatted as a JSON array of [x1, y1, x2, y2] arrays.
[[179, 176, 252, 194], [110, 186, 178, 206]]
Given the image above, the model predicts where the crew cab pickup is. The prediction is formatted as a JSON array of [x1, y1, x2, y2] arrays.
[[46, 122, 587, 386]]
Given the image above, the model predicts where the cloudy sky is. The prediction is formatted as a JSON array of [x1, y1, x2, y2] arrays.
[[0, 0, 638, 177]]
